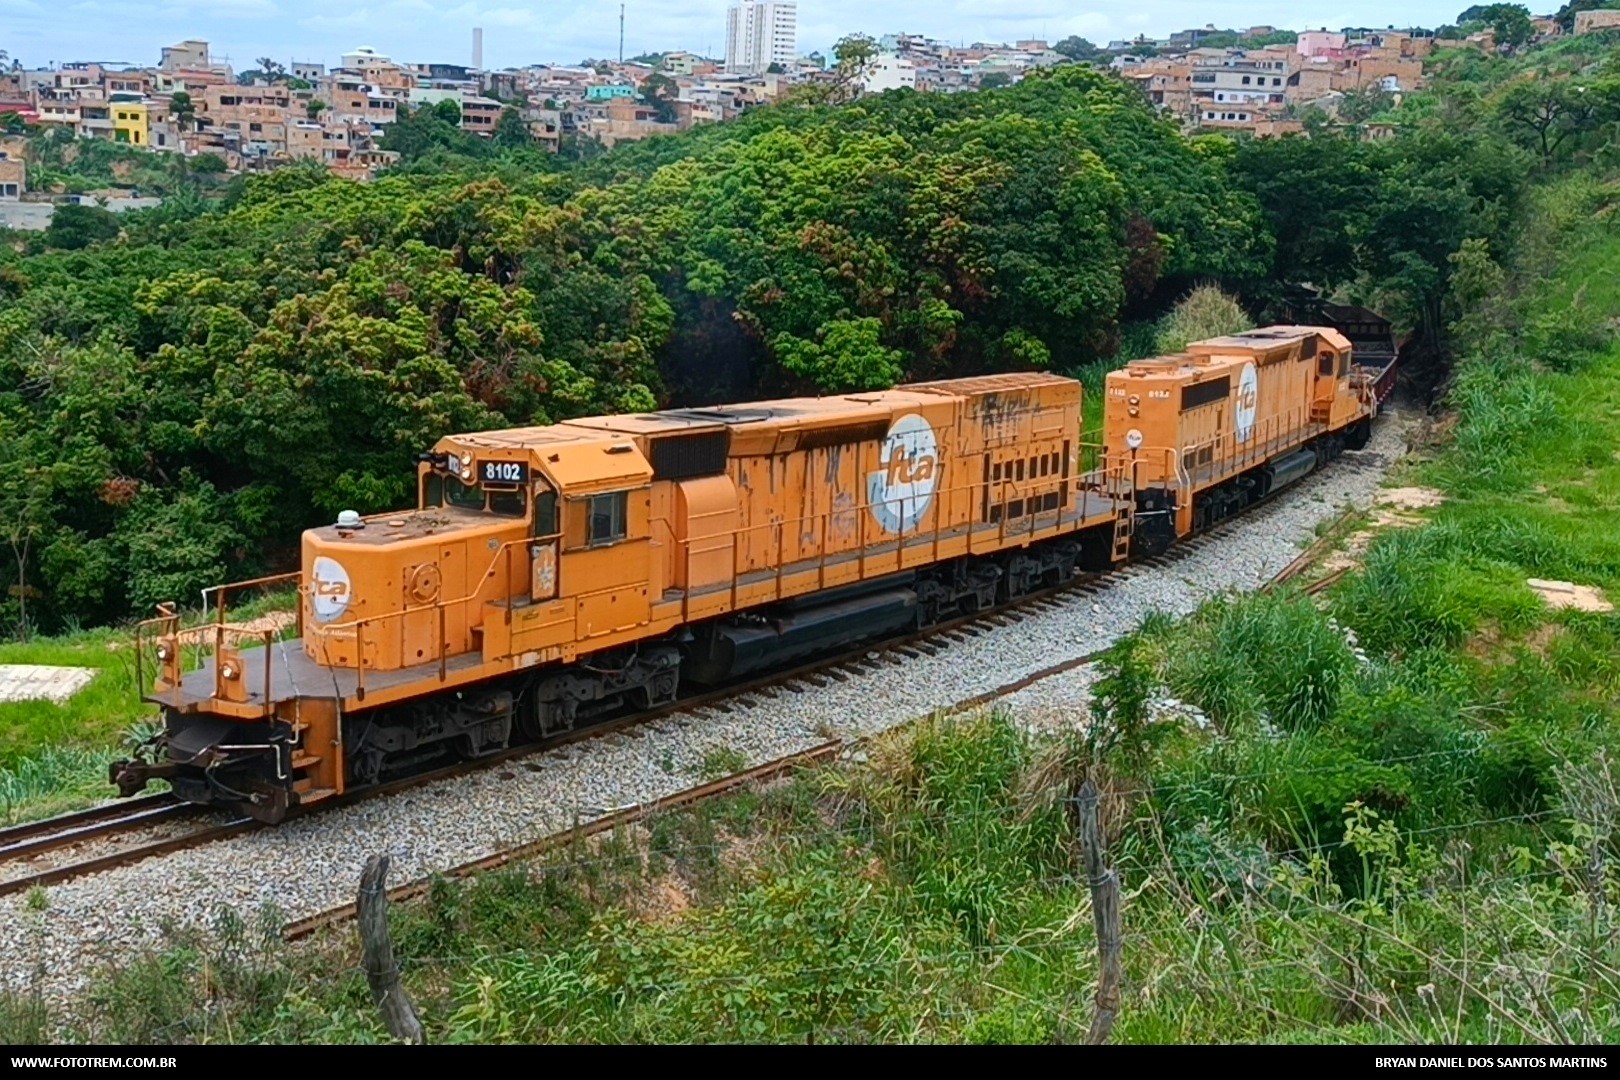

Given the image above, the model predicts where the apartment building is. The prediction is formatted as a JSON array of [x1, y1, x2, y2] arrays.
[[861, 55, 918, 93], [325, 73, 404, 127], [584, 94, 683, 147], [160, 41, 212, 71], [1574, 9, 1620, 33], [460, 96, 502, 135], [1190, 64, 1289, 110], [111, 98, 151, 146], [725, 0, 797, 75]]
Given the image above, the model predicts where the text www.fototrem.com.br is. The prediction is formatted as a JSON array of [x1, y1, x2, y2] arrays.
[[11, 1059, 178, 1069]]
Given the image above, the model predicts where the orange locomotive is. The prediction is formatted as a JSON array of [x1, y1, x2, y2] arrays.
[[113, 327, 1394, 822], [1103, 326, 1388, 555]]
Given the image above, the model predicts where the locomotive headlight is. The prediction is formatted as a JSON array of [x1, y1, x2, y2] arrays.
[[1127, 395, 1140, 406], [1128, 405, 1140, 417], [155, 643, 172, 662], [221, 661, 240, 681], [459, 452, 472, 466], [461, 465, 473, 480]]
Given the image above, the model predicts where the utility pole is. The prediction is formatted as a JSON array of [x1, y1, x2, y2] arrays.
[[619, 4, 625, 64]]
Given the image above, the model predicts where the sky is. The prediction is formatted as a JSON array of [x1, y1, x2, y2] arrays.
[[1, 0, 1477, 71]]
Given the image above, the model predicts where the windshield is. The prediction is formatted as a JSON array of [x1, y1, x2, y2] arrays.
[[421, 474, 529, 518]]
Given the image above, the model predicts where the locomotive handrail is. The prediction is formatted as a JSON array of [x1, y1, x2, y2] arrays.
[[202, 571, 303, 630], [152, 436, 1197, 708]]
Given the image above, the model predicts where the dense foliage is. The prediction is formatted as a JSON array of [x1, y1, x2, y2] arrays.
[[0, 68, 1267, 632], [0, 41, 1614, 634]]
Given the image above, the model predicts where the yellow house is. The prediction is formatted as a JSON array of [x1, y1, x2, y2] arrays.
[[112, 100, 150, 146]]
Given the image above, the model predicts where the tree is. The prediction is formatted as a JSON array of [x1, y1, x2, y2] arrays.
[[639, 72, 680, 123], [1053, 36, 1101, 62], [169, 91, 197, 133], [433, 98, 464, 126], [1232, 132, 1377, 288], [190, 153, 227, 174], [830, 34, 877, 102], [1478, 4, 1534, 48], [834, 33, 876, 71], [1243, 30, 1300, 47], [766, 62, 786, 74], [306, 99, 327, 121], [1495, 76, 1620, 163], [979, 73, 1013, 89], [0, 446, 53, 639], [1339, 85, 1396, 123], [0, 111, 26, 134], [492, 107, 532, 148], [41, 203, 121, 250], [0, 68, 1273, 631], [256, 57, 286, 81]]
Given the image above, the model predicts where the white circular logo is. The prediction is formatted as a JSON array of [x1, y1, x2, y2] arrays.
[[311, 556, 353, 623], [867, 414, 939, 535], [1234, 362, 1259, 443]]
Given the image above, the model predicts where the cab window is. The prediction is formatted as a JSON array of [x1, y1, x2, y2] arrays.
[[489, 488, 527, 516], [534, 482, 559, 537], [588, 492, 628, 545], [446, 477, 485, 510], [1317, 351, 1336, 377], [422, 475, 527, 517]]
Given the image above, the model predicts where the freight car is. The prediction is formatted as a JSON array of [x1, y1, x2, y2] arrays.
[[112, 326, 1393, 823]]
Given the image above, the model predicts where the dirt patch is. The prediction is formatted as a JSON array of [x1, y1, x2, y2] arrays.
[[1377, 486, 1445, 511], [1320, 489, 1445, 573], [634, 873, 694, 922], [1525, 623, 1565, 654], [716, 829, 769, 876], [1527, 578, 1615, 613], [232, 611, 298, 635]]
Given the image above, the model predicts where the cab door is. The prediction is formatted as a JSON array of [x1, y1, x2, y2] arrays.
[[1311, 345, 1342, 424], [530, 478, 560, 603]]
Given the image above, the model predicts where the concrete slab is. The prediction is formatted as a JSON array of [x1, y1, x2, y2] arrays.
[[0, 664, 98, 705]]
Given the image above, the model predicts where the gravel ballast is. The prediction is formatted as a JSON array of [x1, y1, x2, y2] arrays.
[[1, 408, 1414, 1006]]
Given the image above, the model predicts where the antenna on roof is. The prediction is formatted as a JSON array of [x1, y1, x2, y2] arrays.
[[620, 3, 625, 63]]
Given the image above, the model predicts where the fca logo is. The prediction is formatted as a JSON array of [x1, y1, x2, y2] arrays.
[[887, 447, 936, 486], [316, 580, 349, 597]]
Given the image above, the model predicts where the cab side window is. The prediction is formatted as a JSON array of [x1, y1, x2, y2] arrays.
[[534, 485, 559, 537], [1318, 352, 1336, 377], [588, 492, 628, 545]]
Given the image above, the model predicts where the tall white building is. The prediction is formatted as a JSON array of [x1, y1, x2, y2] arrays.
[[725, 0, 797, 74]]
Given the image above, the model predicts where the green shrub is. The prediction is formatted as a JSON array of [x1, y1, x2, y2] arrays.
[[1154, 285, 1253, 355], [1166, 593, 1355, 733]]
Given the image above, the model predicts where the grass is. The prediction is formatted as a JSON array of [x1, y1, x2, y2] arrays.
[[6, 706, 1615, 1044], [0, 586, 299, 820]]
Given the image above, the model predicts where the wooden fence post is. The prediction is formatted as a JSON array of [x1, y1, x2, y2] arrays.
[[358, 853, 425, 1044], [1076, 778, 1122, 1045]]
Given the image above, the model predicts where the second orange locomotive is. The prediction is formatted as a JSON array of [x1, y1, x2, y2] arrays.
[[115, 324, 1394, 822]]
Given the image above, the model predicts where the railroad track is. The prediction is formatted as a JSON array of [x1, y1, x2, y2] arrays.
[[0, 797, 252, 900], [7, 460, 1373, 905]]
